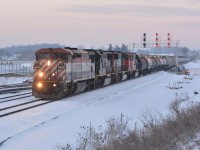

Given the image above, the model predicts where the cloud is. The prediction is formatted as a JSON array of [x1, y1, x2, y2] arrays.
[[169, 20, 200, 29], [58, 3, 200, 17]]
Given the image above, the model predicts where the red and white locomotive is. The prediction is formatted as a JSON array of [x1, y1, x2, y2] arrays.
[[32, 47, 189, 99]]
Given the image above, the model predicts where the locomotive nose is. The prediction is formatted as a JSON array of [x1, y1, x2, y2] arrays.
[[37, 82, 43, 88], [39, 72, 44, 77]]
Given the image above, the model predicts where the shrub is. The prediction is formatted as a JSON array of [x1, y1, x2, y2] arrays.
[[57, 94, 200, 150]]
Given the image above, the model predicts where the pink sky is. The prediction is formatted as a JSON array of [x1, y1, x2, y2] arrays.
[[0, 0, 200, 49]]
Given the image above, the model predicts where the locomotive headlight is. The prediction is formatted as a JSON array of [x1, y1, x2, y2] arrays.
[[47, 60, 51, 66], [52, 73, 55, 76], [37, 82, 43, 88], [39, 72, 44, 77], [53, 83, 56, 87]]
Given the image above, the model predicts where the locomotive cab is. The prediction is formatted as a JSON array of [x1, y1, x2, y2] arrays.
[[32, 48, 71, 99]]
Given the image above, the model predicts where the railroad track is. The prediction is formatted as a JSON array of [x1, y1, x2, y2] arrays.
[[0, 92, 33, 103], [0, 86, 32, 95], [0, 99, 54, 118], [0, 83, 30, 89]]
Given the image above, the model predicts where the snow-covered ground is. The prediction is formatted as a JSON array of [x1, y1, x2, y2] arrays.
[[0, 60, 200, 150], [0, 77, 32, 86]]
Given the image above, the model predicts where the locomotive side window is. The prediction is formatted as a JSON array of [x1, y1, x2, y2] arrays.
[[52, 53, 59, 58], [114, 54, 118, 59], [60, 53, 68, 60], [124, 54, 128, 60], [107, 54, 112, 60], [89, 55, 95, 63], [44, 53, 50, 58], [76, 54, 81, 58], [36, 53, 44, 60]]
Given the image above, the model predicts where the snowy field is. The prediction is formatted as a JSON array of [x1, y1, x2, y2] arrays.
[[0, 60, 200, 150], [0, 77, 32, 86]]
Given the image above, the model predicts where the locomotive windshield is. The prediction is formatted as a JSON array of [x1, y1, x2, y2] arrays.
[[36, 53, 43, 60], [44, 53, 50, 58], [36, 53, 50, 60], [60, 53, 68, 60], [36, 52, 68, 60], [52, 53, 59, 58]]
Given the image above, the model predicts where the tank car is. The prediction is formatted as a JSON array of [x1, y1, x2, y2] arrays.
[[138, 55, 148, 75]]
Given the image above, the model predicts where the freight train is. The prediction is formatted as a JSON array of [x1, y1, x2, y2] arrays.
[[32, 47, 190, 99]]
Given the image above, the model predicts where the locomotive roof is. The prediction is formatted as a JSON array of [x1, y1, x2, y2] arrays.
[[36, 48, 73, 55], [63, 47, 89, 54], [68, 49, 88, 54], [106, 50, 122, 53], [36, 48, 140, 56]]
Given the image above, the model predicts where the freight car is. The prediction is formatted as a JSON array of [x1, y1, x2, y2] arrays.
[[32, 47, 189, 99]]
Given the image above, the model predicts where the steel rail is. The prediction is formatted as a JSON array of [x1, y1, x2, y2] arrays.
[[0, 95, 33, 103], [0, 101, 54, 118], [0, 99, 42, 111]]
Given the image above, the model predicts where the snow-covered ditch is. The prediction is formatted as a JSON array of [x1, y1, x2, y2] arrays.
[[0, 61, 200, 150]]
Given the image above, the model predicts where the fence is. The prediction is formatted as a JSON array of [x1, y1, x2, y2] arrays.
[[0, 62, 34, 75]]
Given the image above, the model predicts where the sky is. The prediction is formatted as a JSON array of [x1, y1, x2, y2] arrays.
[[0, 0, 200, 49]]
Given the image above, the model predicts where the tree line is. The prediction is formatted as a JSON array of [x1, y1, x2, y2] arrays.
[[0, 43, 62, 61], [107, 43, 130, 51], [0, 43, 198, 61]]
